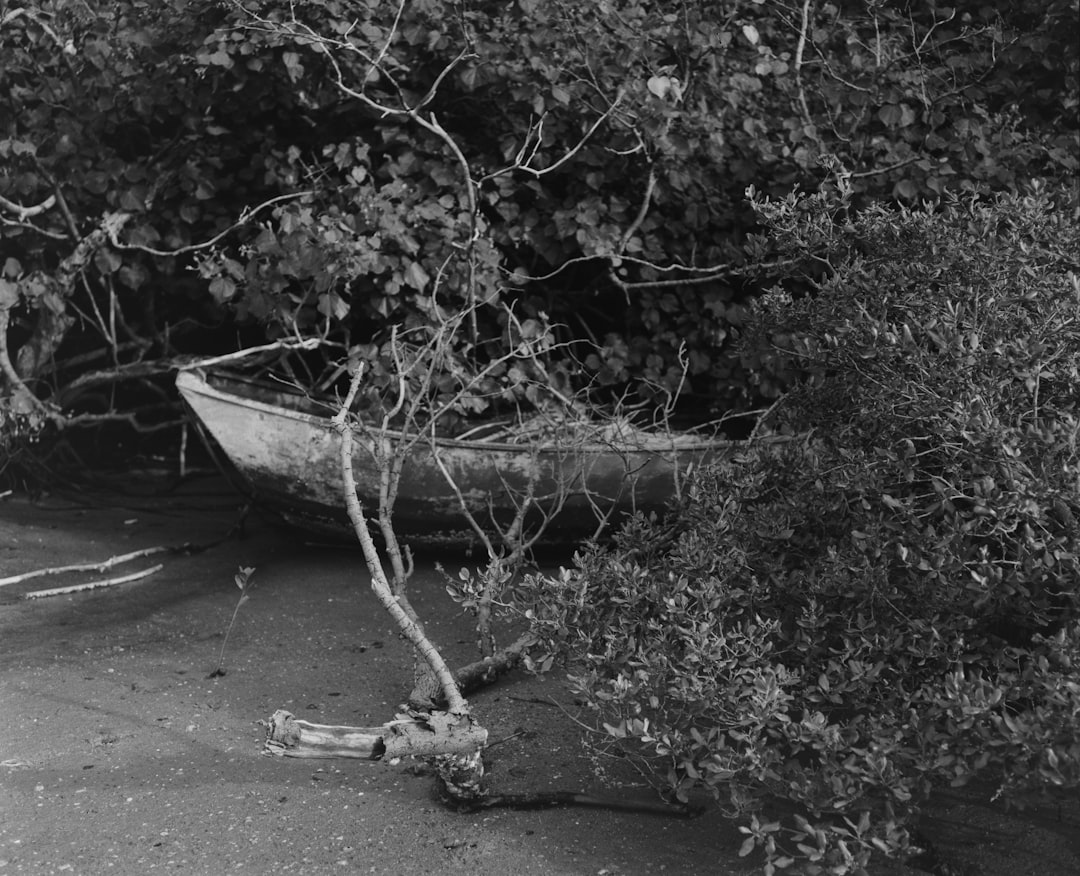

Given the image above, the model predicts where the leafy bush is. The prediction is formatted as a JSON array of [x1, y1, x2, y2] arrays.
[[519, 183, 1080, 873], [190, 0, 1080, 407], [3, 0, 1077, 449]]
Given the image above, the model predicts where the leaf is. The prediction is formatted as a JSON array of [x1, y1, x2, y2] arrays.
[[404, 260, 430, 292], [742, 24, 760, 45], [119, 263, 149, 291], [647, 76, 672, 99], [895, 179, 918, 200], [119, 188, 145, 211], [877, 104, 902, 128], [2, 257, 21, 279], [317, 291, 350, 321], [282, 51, 304, 82], [208, 276, 236, 303], [93, 248, 123, 275], [205, 49, 232, 68], [127, 224, 161, 247], [0, 278, 17, 309], [459, 65, 478, 91], [738, 836, 757, 857]]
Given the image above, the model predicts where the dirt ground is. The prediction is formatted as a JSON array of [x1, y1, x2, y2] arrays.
[[1, 476, 1077, 875]]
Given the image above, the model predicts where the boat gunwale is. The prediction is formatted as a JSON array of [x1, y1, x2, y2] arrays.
[[176, 367, 738, 456]]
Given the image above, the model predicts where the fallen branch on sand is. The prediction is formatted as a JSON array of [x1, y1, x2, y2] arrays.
[[260, 709, 488, 761], [24, 564, 164, 599], [3, 530, 235, 597], [0, 545, 174, 587], [258, 363, 490, 802], [260, 710, 700, 817]]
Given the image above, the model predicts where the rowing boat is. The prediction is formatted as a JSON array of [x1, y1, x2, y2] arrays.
[[176, 368, 735, 546]]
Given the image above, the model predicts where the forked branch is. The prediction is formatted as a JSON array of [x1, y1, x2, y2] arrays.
[[331, 364, 470, 716]]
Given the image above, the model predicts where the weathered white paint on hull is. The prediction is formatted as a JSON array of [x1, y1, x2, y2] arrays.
[[176, 369, 733, 544]]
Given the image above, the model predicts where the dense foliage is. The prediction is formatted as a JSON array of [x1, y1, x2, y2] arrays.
[[3, 0, 1078, 468], [4, 4, 1079, 869], [519, 184, 1080, 873]]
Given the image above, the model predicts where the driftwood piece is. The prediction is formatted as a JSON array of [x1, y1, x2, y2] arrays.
[[24, 563, 163, 599], [260, 709, 488, 760], [0, 546, 174, 587], [453, 633, 532, 693]]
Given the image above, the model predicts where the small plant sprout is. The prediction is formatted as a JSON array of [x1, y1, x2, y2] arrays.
[[209, 565, 256, 678]]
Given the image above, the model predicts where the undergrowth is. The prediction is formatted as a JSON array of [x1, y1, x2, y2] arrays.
[[518, 182, 1080, 874]]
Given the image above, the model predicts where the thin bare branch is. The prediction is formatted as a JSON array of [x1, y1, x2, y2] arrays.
[[0, 545, 171, 588], [25, 564, 163, 599], [108, 191, 313, 257], [333, 364, 470, 716], [429, 430, 498, 559], [848, 155, 921, 179], [793, 0, 816, 131], [480, 97, 623, 183], [0, 193, 56, 221], [616, 167, 655, 256], [176, 337, 323, 372]]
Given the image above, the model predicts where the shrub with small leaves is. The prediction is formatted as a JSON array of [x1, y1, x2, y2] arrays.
[[519, 182, 1080, 874]]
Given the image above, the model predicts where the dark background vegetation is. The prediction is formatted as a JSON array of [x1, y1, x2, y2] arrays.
[[2, 1, 1078, 873], [2, 0, 1076, 470]]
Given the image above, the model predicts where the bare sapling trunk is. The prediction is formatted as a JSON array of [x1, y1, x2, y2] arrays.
[[262, 363, 488, 803], [333, 364, 469, 716]]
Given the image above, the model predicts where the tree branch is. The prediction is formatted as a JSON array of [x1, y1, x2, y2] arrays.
[[793, 0, 816, 131], [0, 193, 56, 221], [107, 191, 314, 257], [332, 364, 470, 716]]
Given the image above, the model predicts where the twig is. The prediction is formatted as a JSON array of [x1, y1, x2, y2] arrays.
[[31, 159, 80, 239], [793, 0, 815, 130], [616, 167, 655, 256], [0, 192, 56, 221], [480, 97, 623, 182], [0, 545, 174, 588], [484, 728, 530, 750], [848, 155, 921, 179], [62, 413, 185, 433], [176, 337, 324, 371], [0, 216, 69, 239], [429, 427, 498, 558], [24, 564, 164, 599], [748, 395, 788, 441], [107, 191, 314, 256]]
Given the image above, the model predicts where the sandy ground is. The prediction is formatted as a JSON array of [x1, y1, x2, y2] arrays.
[[1, 477, 1077, 876]]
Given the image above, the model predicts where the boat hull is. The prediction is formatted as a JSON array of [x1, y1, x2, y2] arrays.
[[176, 369, 733, 546]]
